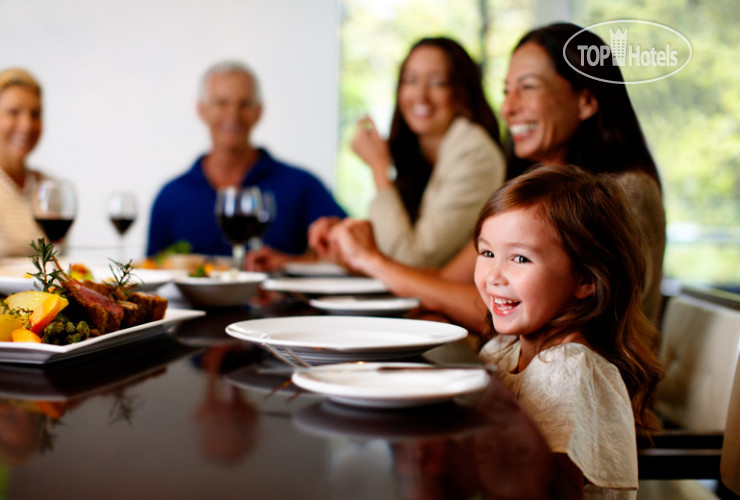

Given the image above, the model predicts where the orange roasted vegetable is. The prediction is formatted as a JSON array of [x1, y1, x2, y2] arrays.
[[11, 328, 42, 343], [28, 294, 68, 334]]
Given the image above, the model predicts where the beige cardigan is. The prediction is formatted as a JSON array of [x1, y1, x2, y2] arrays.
[[369, 117, 505, 268], [614, 170, 666, 326]]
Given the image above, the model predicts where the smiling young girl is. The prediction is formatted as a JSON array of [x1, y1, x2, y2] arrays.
[[475, 164, 662, 499]]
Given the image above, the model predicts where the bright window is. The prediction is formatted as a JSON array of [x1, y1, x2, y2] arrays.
[[338, 1, 740, 290]]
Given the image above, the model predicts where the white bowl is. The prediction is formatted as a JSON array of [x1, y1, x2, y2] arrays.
[[173, 271, 267, 308]]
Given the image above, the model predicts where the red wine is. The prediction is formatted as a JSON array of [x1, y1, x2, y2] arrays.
[[218, 214, 261, 244], [35, 218, 74, 242], [253, 220, 270, 238], [111, 217, 135, 236]]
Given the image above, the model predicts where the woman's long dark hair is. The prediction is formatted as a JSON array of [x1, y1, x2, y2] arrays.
[[474, 164, 663, 431], [505, 23, 660, 188], [388, 37, 501, 222]]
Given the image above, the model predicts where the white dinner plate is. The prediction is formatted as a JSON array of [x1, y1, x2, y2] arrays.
[[283, 261, 349, 277], [0, 309, 204, 364], [291, 362, 490, 408], [0, 263, 173, 294], [224, 315, 467, 363], [262, 277, 388, 296], [309, 296, 420, 316]]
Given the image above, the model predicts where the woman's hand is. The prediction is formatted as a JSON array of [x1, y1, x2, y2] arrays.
[[244, 246, 292, 272], [328, 218, 382, 274], [308, 216, 343, 263], [351, 116, 393, 191]]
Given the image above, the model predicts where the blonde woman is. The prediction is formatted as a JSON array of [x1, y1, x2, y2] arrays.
[[0, 68, 46, 257]]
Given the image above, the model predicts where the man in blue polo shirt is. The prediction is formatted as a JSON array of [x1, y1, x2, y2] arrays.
[[147, 60, 345, 259]]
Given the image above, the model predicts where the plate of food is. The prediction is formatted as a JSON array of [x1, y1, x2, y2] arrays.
[[308, 296, 420, 316], [173, 270, 268, 308], [0, 241, 203, 364], [224, 315, 467, 363], [262, 277, 388, 296], [0, 308, 202, 365], [291, 362, 491, 408]]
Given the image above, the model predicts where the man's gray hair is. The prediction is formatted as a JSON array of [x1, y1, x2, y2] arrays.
[[198, 60, 262, 105]]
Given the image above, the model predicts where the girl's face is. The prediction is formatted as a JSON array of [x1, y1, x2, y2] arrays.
[[501, 42, 597, 163], [0, 86, 42, 166], [474, 206, 594, 338], [398, 46, 456, 143]]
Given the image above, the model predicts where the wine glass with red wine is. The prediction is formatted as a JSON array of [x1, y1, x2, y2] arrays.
[[32, 179, 77, 246], [108, 191, 137, 259], [215, 186, 263, 270], [251, 190, 276, 251]]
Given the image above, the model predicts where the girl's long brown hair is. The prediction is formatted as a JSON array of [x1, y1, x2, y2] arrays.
[[474, 164, 663, 431]]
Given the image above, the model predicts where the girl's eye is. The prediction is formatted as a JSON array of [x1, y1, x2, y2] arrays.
[[513, 255, 530, 264], [479, 250, 494, 258]]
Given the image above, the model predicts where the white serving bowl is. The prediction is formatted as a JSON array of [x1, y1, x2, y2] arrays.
[[173, 271, 267, 308]]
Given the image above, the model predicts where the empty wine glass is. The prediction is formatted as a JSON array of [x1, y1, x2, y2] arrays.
[[251, 190, 276, 251], [32, 179, 77, 245], [108, 191, 137, 260], [215, 186, 263, 270]]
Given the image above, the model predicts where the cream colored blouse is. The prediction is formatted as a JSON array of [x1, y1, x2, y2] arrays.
[[479, 336, 638, 500], [0, 168, 45, 258]]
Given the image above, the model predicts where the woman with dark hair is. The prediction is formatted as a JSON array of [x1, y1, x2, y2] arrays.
[[319, 23, 666, 337], [310, 36, 506, 268]]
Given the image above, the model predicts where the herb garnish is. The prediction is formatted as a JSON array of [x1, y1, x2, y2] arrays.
[[29, 238, 64, 292], [108, 259, 140, 292]]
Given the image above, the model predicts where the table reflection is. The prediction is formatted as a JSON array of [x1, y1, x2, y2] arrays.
[[0, 294, 579, 500]]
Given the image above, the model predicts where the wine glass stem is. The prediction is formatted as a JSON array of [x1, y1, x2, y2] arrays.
[[250, 236, 263, 251], [232, 243, 246, 270]]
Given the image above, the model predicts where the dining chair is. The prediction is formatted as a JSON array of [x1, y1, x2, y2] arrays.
[[638, 286, 740, 498], [654, 289, 740, 431]]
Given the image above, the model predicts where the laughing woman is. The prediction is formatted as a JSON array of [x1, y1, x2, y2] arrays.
[[0, 68, 46, 258], [310, 37, 506, 268]]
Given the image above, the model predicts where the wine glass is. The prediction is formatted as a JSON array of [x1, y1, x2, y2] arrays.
[[32, 179, 77, 245], [251, 190, 276, 251], [108, 191, 137, 260], [215, 186, 263, 270]]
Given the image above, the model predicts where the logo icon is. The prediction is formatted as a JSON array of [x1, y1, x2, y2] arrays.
[[564, 20, 692, 84], [609, 28, 627, 66]]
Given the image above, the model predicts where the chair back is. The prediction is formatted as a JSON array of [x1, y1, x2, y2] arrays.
[[655, 291, 740, 431], [721, 348, 740, 495]]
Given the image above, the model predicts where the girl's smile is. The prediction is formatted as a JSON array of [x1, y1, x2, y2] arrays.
[[474, 205, 594, 339]]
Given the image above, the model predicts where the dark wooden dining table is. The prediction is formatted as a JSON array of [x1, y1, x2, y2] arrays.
[[0, 286, 575, 500]]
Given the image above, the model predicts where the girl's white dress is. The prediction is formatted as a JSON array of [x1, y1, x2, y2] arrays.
[[479, 336, 638, 500]]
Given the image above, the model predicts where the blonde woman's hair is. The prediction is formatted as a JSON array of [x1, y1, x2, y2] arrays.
[[0, 68, 42, 96]]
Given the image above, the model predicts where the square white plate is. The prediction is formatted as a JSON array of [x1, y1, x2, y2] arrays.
[[0, 309, 204, 364]]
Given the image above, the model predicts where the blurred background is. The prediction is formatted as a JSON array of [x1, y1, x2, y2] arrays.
[[1, 0, 737, 291]]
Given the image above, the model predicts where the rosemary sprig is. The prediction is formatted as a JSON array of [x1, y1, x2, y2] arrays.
[[29, 238, 64, 292], [108, 259, 140, 291]]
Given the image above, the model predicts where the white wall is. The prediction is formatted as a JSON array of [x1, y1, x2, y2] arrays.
[[0, 0, 340, 259]]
